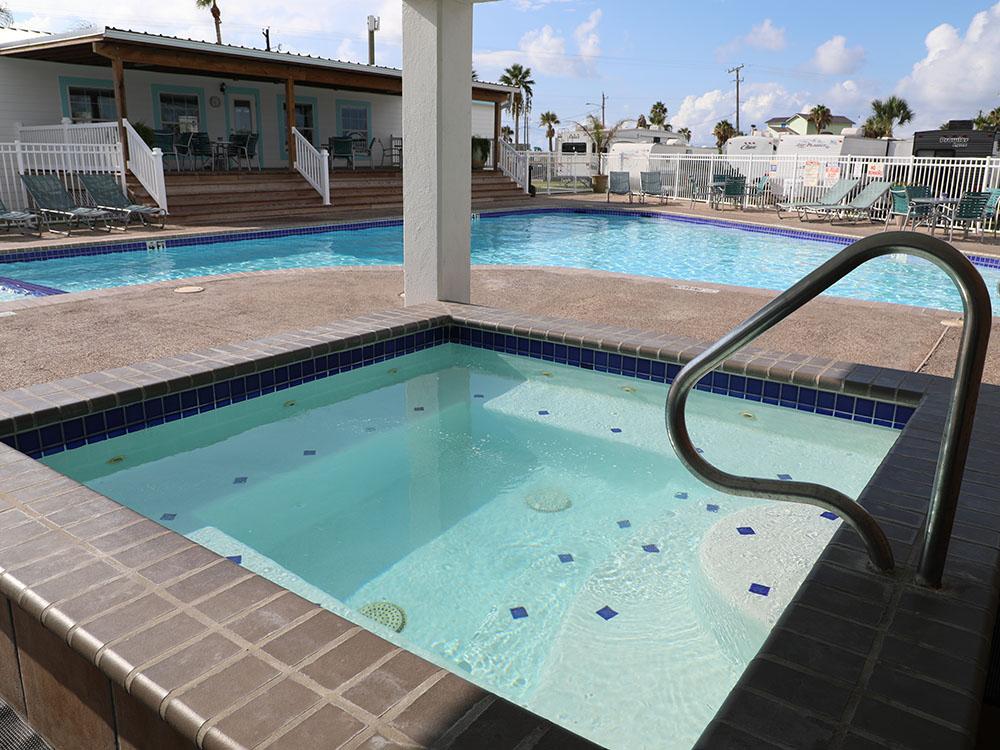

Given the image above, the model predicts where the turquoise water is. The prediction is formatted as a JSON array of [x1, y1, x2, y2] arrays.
[[2, 212, 996, 311], [44, 346, 897, 749]]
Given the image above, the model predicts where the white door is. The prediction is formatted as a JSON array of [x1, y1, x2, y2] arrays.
[[230, 96, 257, 136]]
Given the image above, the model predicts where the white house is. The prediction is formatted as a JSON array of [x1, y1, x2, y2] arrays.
[[0, 26, 513, 170]]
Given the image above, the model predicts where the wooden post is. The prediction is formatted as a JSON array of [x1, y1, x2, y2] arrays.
[[493, 100, 501, 170], [285, 78, 296, 168], [112, 57, 129, 161]]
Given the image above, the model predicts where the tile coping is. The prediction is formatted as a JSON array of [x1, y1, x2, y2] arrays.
[[0, 303, 997, 750]]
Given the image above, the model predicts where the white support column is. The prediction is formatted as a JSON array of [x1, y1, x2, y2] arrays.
[[402, 0, 486, 305]]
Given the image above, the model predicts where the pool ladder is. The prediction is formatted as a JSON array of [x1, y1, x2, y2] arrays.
[[665, 232, 992, 588]]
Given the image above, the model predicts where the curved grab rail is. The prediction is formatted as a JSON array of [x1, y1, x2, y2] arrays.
[[665, 232, 991, 586]]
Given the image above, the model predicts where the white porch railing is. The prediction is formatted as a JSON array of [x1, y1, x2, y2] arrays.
[[123, 119, 168, 213], [15, 120, 121, 146], [292, 127, 330, 205], [0, 140, 125, 212], [498, 141, 530, 193]]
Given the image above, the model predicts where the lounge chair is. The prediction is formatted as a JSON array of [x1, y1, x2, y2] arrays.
[[79, 173, 166, 229], [938, 191, 992, 242], [0, 198, 39, 236], [20, 174, 111, 235], [984, 187, 1000, 241], [153, 130, 182, 171], [607, 171, 634, 203], [776, 178, 858, 220], [718, 176, 746, 210], [810, 181, 891, 224], [639, 171, 670, 204]]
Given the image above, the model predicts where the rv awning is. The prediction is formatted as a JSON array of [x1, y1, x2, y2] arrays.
[[0, 27, 513, 103]]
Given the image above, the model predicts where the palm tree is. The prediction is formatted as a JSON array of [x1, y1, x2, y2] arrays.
[[499, 64, 534, 149], [501, 125, 514, 143], [676, 126, 692, 143], [195, 0, 223, 44], [539, 111, 560, 151], [575, 115, 626, 175], [974, 107, 1000, 131], [636, 114, 648, 129], [471, 69, 478, 81], [809, 104, 832, 134], [0, 4, 12, 26], [649, 101, 668, 128], [864, 96, 914, 138], [713, 120, 737, 150]]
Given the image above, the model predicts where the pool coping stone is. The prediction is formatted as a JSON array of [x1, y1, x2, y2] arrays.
[[0, 302, 996, 750]]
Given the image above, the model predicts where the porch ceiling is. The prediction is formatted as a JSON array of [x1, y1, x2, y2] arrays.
[[0, 33, 510, 103]]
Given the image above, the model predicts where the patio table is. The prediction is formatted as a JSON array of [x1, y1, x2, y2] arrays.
[[708, 180, 727, 209], [909, 197, 960, 234], [212, 140, 233, 171]]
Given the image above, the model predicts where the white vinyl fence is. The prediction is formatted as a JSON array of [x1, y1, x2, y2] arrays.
[[0, 140, 125, 213], [498, 141, 531, 194], [15, 120, 120, 146], [123, 119, 168, 212], [292, 127, 330, 205]]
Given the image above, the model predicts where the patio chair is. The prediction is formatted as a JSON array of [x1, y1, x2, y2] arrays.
[[187, 132, 214, 171], [351, 135, 376, 169], [79, 173, 166, 229], [329, 136, 355, 169], [20, 174, 111, 235], [808, 181, 891, 224], [775, 178, 858, 220], [152, 130, 182, 171], [607, 171, 634, 203], [639, 171, 670, 204], [984, 187, 1000, 242], [745, 174, 771, 206], [380, 135, 402, 168], [0, 197, 39, 236], [937, 191, 992, 242], [688, 174, 711, 207], [718, 176, 746, 210], [883, 185, 933, 231]]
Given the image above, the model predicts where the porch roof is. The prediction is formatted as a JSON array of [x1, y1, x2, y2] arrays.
[[0, 26, 514, 103]]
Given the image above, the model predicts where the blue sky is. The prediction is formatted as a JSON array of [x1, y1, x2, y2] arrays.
[[9, 0, 1000, 146]]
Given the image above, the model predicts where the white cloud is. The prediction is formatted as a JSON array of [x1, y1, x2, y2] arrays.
[[716, 18, 785, 60], [673, 82, 806, 145], [474, 9, 602, 78], [895, 2, 1000, 132], [512, 0, 575, 10], [812, 36, 865, 75]]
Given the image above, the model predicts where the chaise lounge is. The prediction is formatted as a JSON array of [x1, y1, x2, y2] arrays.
[[776, 178, 858, 220], [80, 174, 167, 229], [20, 174, 112, 235]]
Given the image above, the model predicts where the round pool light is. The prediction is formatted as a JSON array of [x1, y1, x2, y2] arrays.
[[525, 486, 572, 513]]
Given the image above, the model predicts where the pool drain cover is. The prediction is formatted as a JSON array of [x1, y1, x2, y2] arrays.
[[525, 486, 572, 513], [173, 285, 204, 294], [360, 601, 407, 632]]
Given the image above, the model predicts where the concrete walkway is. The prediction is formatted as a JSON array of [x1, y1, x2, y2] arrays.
[[2, 265, 996, 390]]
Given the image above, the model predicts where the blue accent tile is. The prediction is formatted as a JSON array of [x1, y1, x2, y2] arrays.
[[674, 491, 688, 499], [303, 450, 317, 456], [596, 605, 618, 620], [820, 511, 839, 520], [233, 476, 248, 484], [558, 553, 574, 563], [510, 606, 528, 619], [610, 427, 622, 433], [706, 503, 719, 512], [538, 410, 550, 416], [874, 402, 895, 421], [816, 391, 836, 410], [226, 555, 243, 565], [749, 583, 771, 596], [160, 513, 176, 521], [617, 519, 631, 528], [642, 544, 660, 553], [737, 526, 755, 536], [777, 473, 793, 481]]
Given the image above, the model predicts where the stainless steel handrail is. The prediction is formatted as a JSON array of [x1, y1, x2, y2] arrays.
[[665, 232, 991, 586]]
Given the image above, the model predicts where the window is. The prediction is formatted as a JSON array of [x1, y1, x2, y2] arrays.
[[159, 92, 201, 133], [282, 102, 315, 144], [67, 87, 116, 123], [232, 99, 253, 133], [338, 103, 369, 140]]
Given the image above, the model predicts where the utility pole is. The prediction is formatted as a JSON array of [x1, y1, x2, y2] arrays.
[[728, 64, 744, 133], [262, 27, 271, 52], [587, 92, 607, 127], [367, 15, 380, 65]]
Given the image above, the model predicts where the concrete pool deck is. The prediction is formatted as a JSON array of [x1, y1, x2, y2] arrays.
[[1, 264, 999, 391]]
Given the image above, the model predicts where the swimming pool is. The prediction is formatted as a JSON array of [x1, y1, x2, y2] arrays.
[[43, 344, 897, 749], [1, 210, 997, 311]]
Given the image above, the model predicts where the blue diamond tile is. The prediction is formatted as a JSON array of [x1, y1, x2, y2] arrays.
[[642, 544, 660, 553], [414, 406, 425, 411], [558, 553, 574, 563], [749, 583, 770, 596], [233, 476, 247, 484], [473, 394, 485, 399], [226, 555, 243, 565], [706, 503, 720, 513], [596, 605, 618, 620], [365, 426, 376, 432], [538, 410, 550, 416], [510, 606, 528, 619], [303, 450, 317, 456], [777, 473, 793, 481], [820, 511, 839, 520], [674, 492, 688, 500], [160, 513, 176, 521], [617, 519, 631, 528], [610, 427, 622, 433], [737, 526, 755, 536]]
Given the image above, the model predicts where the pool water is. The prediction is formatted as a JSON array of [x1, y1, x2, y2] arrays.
[[2, 211, 997, 311], [44, 345, 898, 749]]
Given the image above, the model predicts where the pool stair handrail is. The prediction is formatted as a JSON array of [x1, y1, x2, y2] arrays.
[[665, 232, 992, 587]]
